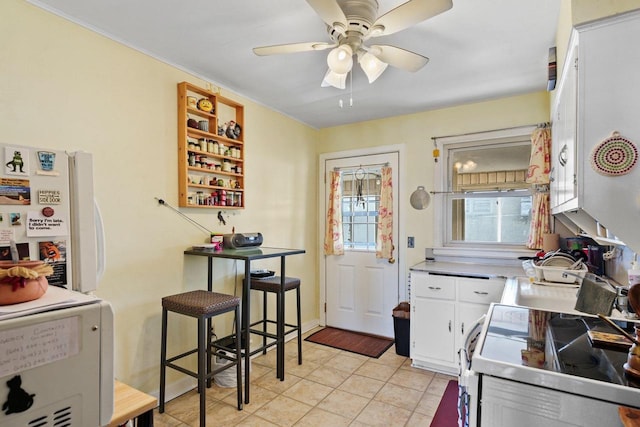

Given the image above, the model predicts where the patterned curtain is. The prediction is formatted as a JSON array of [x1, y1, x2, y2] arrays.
[[527, 192, 551, 249], [376, 166, 394, 261], [526, 126, 552, 249], [323, 170, 344, 255], [526, 126, 551, 184]]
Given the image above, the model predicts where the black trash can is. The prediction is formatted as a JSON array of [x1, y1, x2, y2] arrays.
[[392, 302, 410, 357]]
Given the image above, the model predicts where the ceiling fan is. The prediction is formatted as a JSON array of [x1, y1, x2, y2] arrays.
[[253, 0, 453, 89]]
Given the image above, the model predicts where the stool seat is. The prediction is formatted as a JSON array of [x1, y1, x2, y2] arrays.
[[160, 290, 243, 426], [162, 290, 240, 316], [249, 276, 302, 379], [250, 276, 300, 293]]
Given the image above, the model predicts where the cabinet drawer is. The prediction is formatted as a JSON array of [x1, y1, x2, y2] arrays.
[[413, 273, 456, 300], [457, 278, 504, 304]]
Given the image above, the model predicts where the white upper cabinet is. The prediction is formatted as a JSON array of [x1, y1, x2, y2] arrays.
[[551, 11, 640, 253]]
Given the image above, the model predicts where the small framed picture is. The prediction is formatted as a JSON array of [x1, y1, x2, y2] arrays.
[[4, 147, 30, 176]]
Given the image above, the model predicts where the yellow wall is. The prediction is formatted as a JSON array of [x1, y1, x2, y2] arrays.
[[3, 0, 594, 395], [1, 0, 318, 392], [319, 92, 551, 270]]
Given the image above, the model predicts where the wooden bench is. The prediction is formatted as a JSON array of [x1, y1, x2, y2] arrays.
[[108, 380, 157, 427]]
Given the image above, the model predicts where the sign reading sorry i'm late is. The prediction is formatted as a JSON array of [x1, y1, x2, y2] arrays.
[[26, 211, 68, 236]]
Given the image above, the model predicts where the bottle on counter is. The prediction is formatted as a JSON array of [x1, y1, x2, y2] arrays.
[[627, 255, 640, 313]]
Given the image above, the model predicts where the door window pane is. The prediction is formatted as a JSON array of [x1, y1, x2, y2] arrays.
[[340, 167, 381, 251]]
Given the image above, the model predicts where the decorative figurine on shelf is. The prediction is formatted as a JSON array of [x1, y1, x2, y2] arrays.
[[197, 98, 214, 113], [225, 121, 241, 140], [218, 124, 225, 136]]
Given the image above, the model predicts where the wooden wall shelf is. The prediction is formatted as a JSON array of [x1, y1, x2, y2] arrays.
[[177, 82, 245, 208]]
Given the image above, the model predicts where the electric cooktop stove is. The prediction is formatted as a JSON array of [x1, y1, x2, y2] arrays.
[[473, 304, 640, 407]]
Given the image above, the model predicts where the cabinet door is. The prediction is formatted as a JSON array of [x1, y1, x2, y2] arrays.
[[412, 296, 456, 364], [551, 39, 578, 211], [456, 302, 490, 354]]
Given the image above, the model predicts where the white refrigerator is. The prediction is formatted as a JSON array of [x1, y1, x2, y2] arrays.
[[0, 145, 113, 426]]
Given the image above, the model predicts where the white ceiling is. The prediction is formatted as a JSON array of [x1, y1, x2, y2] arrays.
[[28, 0, 561, 129]]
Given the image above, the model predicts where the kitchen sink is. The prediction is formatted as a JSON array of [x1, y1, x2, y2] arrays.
[[501, 276, 581, 314], [502, 277, 633, 321]]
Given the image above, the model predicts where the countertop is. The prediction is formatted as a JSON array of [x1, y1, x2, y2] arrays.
[[473, 303, 640, 409], [410, 260, 524, 279]]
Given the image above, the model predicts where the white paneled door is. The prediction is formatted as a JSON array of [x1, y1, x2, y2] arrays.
[[324, 152, 399, 338]]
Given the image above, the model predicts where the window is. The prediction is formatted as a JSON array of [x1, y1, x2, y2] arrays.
[[340, 167, 381, 251], [439, 129, 534, 248]]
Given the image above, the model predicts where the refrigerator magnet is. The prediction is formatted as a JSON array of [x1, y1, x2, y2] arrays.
[[0, 178, 31, 205], [36, 151, 59, 176], [38, 190, 61, 205], [4, 147, 29, 176]]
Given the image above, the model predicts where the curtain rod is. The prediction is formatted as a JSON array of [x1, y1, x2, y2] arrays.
[[333, 162, 389, 171], [431, 122, 549, 142]]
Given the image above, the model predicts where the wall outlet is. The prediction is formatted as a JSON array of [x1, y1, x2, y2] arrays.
[[408, 236, 415, 248]]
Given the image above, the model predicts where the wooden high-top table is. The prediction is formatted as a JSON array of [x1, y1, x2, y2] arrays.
[[184, 246, 305, 404]]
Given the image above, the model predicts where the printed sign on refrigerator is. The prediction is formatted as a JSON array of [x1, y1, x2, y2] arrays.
[[26, 210, 68, 236], [39, 240, 68, 286]]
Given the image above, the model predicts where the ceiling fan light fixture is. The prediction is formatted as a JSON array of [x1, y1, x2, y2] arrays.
[[369, 25, 385, 37], [327, 45, 353, 74], [321, 69, 347, 89], [359, 51, 388, 83]]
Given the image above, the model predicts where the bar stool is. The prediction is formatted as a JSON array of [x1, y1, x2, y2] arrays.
[[249, 276, 302, 378], [159, 290, 242, 427]]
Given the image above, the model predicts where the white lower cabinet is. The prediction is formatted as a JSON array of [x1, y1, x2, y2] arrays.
[[410, 271, 505, 374]]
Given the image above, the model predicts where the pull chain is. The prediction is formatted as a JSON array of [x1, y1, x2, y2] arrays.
[[339, 72, 354, 108]]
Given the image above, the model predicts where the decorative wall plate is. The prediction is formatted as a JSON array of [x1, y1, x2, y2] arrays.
[[590, 131, 638, 176]]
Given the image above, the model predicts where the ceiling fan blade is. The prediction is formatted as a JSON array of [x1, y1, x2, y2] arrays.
[[306, 0, 347, 27], [372, 0, 452, 36], [370, 45, 429, 72], [253, 42, 335, 56]]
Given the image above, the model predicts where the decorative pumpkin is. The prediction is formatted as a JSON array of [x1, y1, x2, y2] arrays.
[[197, 98, 214, 113], [0, 260, 54, 305]]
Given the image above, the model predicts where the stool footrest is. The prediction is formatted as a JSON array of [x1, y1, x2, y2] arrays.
[[166, 348, 198, 364], [250, 320, 300, 337]]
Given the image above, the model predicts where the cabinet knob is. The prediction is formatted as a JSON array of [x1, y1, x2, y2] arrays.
[[449, 320, 452, 332], [428, 286, 442, 291], [474, 291, 489, 296]]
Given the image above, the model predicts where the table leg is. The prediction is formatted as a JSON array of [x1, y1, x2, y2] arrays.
[[243, 260, 251, 404], [207, 257, 214, 387], [207, 257, 213, 291], [278, 257, 286, 380]]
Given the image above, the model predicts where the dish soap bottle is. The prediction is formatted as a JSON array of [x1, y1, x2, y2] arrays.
[[627, 254, 640, 313]]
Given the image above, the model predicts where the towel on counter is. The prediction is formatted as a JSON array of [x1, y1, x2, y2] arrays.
[[574, 276, 616, 315]]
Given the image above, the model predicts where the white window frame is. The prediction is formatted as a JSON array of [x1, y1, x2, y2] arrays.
[[433, 126, 538, 255]]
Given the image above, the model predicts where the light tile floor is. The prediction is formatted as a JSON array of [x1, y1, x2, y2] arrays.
[[154, 328, 455, 426]]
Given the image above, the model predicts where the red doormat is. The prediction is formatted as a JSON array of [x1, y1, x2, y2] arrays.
[[430, 380, 458, 427], [304, 327, 393, 358]]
